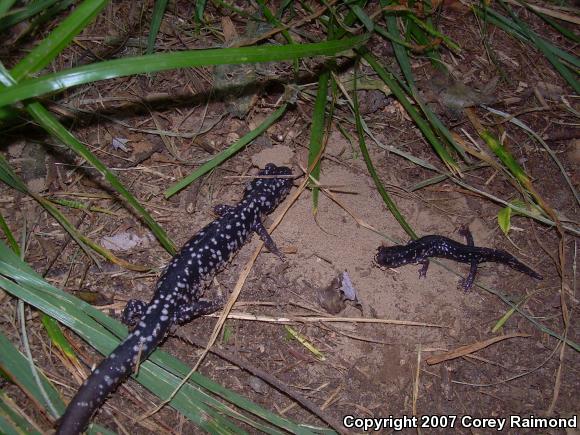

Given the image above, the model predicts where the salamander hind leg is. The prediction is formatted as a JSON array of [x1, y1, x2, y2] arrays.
[[175, 298, 224, 324], [418, 259, 430, 278], [254, 220, 284, 259], [459, 265, 478, 292], [122, 299, 147, 326]]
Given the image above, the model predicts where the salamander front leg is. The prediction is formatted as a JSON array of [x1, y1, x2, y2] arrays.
[[214, 204, 235, 216], [122, 299, 147, 326], [459, 225, 478, 292], [175, 298, 224, 325], [418, 259, 430, 278], [254, 220, 284, 259]]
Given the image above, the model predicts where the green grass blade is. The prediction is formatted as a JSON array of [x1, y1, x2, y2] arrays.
[[256, 0, 299, 73], [0, 0, 17, 15], [0, 211, 19, 256], [16, 300, 59, 419], [409, 163, 487, 191], [10, 0, 109, 79], [48, 197, 118, 215], [0, 332, 65, 416], [376, 1, 467, 161], [359, 117, 437, 171], [0, 389, 43, 435], [359, 49, 459, 172], [0, 35, 368, 107], [480, 130, 530, 186], [378, 1, 416, 84], [373, 23, 417, 51], [528, 7, 580, 43], [473, 5, 580, 69], [194, 0, 207, 24], [147, 0, 169, 54], [350, 4, 374, 32], [165, 103, 288, 198], [482, 104, 579, 207], [41, 315, 78, 361], [307, 72, 329, 212], [407, 13, 460, 53], [0, 0, 60, 30], [497, 0, 579, 93], [350, 64, 417, 239], [18, 0, 77, 41]]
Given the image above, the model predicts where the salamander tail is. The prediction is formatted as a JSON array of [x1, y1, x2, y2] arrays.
[[56, 306, 171, 435]]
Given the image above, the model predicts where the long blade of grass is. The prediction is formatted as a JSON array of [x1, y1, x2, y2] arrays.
[[165, 103, 288, 198], [0, 0, 60, 30], [256, 0, 299, 73], [473, 5, 580, 69], [0, 389, 43, 435], [359, 118, 438, 170], [307, 72, 329, 212], [0, 211, 19, 256], [407, 13, 461, 54], [401, 1, 442, 63], [0, 35, 368, 107], [482, 105, 579, 207], [409, 163, 488, 191], [194, 0, 207, 24], [349, 63, 417, 239], [375, 0, 467, 161], [524, 4, 580, 43], [41, 315, 79, 363], [0, 331, 65, 416], [16, 0, 77, 42], [496, 0, 579, 93], [0, 0, 17, 15], [358, 48, 459, 173], [10, 0, 109, 80], [17, 300, 59, 419], [147, 0, 169, 54]]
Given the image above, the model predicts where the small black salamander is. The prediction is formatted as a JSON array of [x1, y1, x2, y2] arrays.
[[57, 163, 293, 435], [375, 226, 542, 291]]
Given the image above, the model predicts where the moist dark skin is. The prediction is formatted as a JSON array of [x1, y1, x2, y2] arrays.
[[375, 227, 542, 291], [56, 164, 293, 435]]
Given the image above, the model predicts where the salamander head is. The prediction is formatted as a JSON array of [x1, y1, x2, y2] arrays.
[[244, 163, 293, 213], [375, 245, 413, 268]]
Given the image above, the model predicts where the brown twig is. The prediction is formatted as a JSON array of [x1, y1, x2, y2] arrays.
[[175, 331, 347, 434], [426, 333, 530, 365]]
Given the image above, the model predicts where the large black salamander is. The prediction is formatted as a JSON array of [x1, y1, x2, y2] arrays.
[[57, 163, 293, 434], [375, 226, 542, 291]]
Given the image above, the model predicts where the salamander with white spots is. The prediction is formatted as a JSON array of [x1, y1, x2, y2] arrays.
[[56, 163, 293, 435], [375, 226, 542, 291]]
